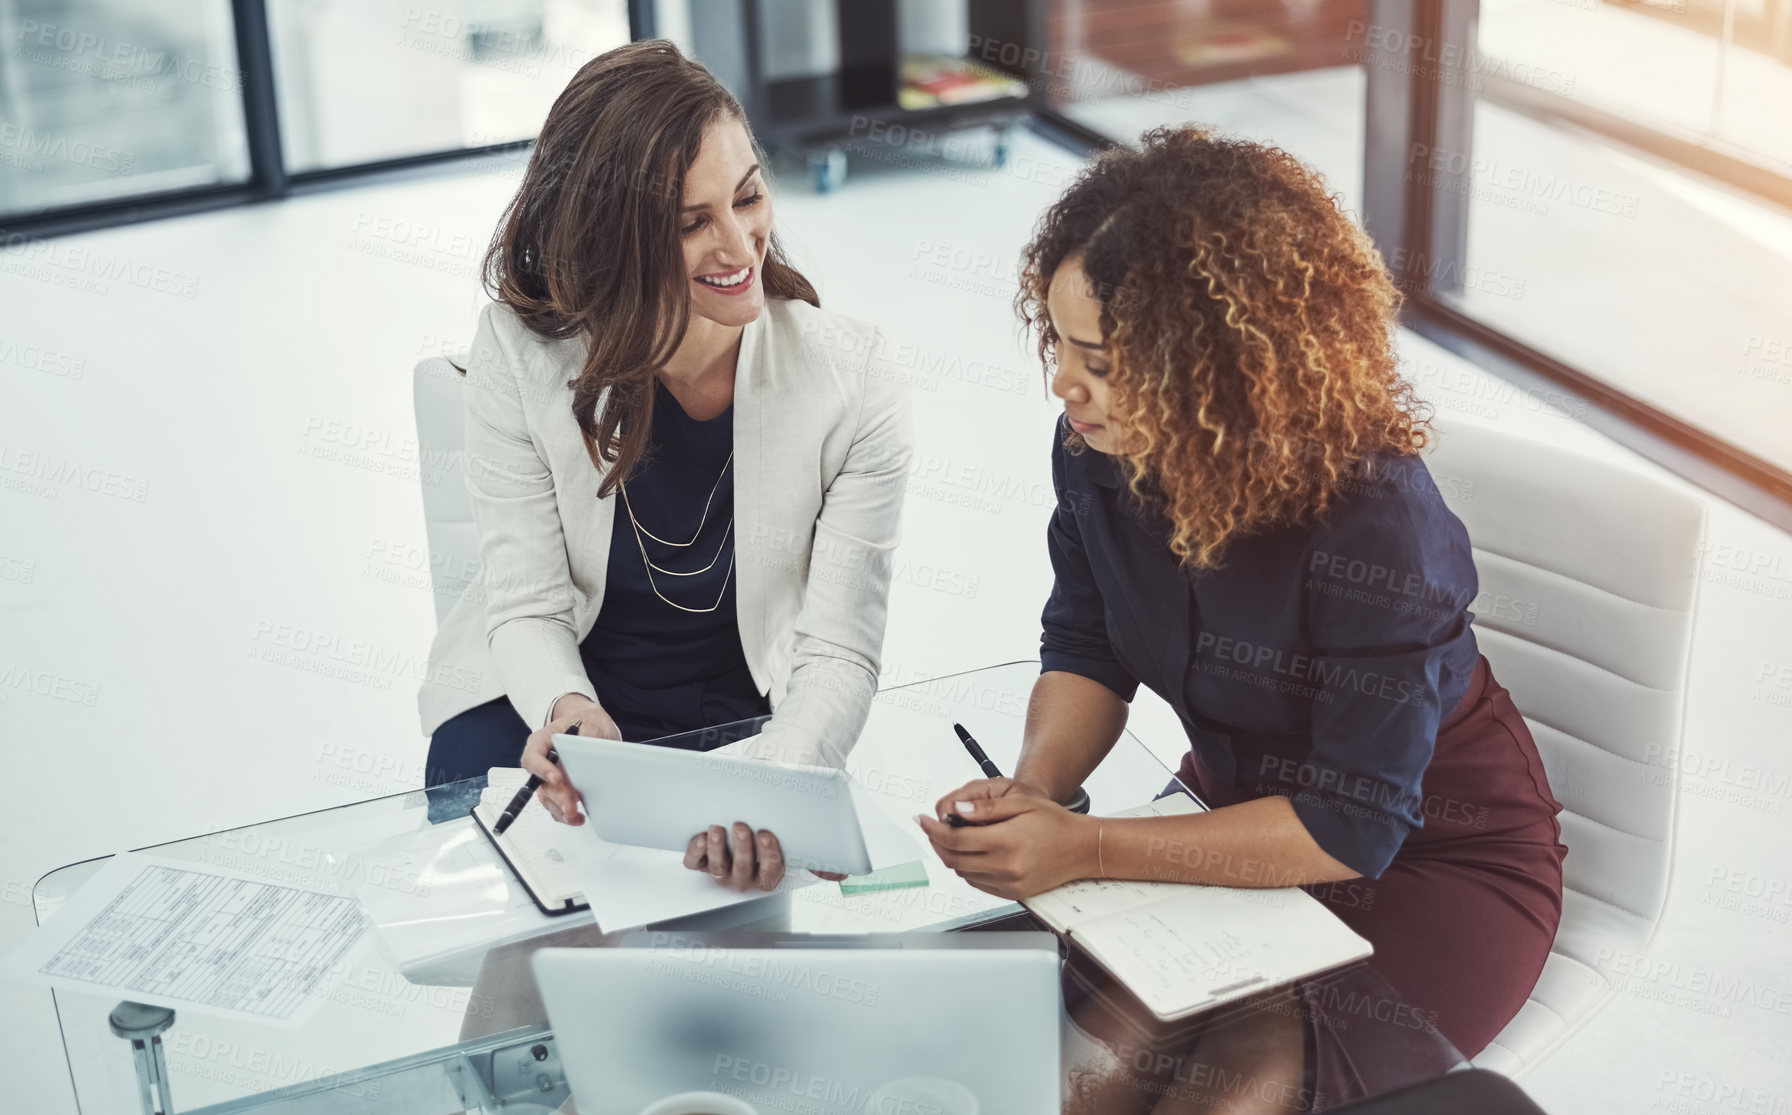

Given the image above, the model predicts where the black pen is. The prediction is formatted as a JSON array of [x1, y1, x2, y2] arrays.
[[948, 722, 1004, 827], [948, 721, 1092, 820], [954, 722, 1003, 779], [493, 721, 579, 834]]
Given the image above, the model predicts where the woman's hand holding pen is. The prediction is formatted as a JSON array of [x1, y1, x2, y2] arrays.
[[932, 776, 1050, 815], [522, 696, 622, 825], [916, 777, 1101, 900]]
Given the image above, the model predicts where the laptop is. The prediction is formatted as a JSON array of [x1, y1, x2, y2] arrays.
[[534, 932, 1063, 1115]]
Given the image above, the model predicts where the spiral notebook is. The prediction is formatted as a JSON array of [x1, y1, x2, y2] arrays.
[[1021, 795, 1373, 1022], [471, 769, 588, 916]]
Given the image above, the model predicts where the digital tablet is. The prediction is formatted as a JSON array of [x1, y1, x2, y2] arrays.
[[553, 735, 875, 877]]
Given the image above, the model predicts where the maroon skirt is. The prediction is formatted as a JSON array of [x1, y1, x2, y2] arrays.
[[1179, 655, 1568, 1107]]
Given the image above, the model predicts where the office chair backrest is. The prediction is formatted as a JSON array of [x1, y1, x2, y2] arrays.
[[412, 355, 480, 623], [1424, 418, 1705, 1073]]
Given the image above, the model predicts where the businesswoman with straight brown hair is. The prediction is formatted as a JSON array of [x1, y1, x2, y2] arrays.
[[918, 128, 1566, 1111], [418, 41, 911, 891]]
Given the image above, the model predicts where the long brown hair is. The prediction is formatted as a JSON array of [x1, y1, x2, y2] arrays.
[[1017, 126, 1429, 569], [482, 40, 817, 496]]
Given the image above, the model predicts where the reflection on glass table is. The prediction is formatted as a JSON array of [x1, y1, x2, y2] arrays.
[[32, 662, 1461, 1113]]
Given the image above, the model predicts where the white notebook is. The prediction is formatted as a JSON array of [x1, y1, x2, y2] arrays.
[[1023, 795, 1373, 1021], [472, 768, 587, 915]]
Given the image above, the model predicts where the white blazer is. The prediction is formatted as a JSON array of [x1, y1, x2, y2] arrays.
[[418, 297, 912, 767]]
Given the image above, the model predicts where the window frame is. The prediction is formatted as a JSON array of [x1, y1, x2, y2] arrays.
[[1361, 0, 1792, 532], [1, 0, 656, 239], [7, 0, 1786, 527]]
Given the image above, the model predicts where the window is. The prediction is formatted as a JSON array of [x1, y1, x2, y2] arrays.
[[1445, 0, 1792, 478], [266, 0, 631, 174], [0, 0, 251, 219]]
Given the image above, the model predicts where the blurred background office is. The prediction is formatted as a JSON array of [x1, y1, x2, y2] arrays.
[[2, 1, 1789, 1112]]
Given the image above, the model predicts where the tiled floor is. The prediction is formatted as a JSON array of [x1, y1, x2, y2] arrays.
[[1, 73, 1788, 1113]]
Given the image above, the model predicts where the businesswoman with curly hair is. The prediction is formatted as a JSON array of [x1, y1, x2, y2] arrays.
[[419, 41, 910, 891], [918, 129, 1566, 1111]]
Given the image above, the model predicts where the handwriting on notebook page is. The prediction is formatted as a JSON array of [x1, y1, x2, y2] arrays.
[[1101, 909, 1268, 1007]]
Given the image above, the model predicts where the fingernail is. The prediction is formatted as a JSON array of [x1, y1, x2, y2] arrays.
[[956, 801, 976, 814]]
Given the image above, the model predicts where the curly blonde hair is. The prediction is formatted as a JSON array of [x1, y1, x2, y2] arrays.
[[1018, 127, 1430, 569]]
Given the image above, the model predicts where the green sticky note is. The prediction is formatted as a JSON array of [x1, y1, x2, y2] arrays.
[[839, 860, 930, 895]]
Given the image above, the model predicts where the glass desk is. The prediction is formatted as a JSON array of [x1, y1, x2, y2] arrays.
[[33, 663, 1462, 1113]]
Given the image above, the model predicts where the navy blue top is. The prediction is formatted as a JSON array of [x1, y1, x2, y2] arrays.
[[1040, 419, 1481, 878], [579, 379, 770, 742]]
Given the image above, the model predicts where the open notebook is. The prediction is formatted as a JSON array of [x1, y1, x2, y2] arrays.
[[1022, 795, 1373, 1022], [471, 769, 587, 916]]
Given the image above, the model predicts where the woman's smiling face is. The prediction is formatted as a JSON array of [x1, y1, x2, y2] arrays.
[[680, 117, 772, 328]]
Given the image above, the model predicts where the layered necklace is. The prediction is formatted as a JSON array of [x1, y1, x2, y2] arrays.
[[618, 451, 735, 614]]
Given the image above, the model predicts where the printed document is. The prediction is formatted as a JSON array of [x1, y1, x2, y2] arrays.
[[5, 853, 369, 1028]]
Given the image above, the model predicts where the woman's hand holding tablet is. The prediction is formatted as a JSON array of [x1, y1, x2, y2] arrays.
[[917, 777, 1101, 900], [681, 824, 848, 892], [529, 715, 855, 893]]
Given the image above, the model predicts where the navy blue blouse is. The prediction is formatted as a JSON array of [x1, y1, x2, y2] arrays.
[[579, 379, 770, 742], [1040, 419, 1481, 878]]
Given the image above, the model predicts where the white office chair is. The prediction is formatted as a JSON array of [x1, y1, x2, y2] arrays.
[[1423, 419, 1706, 1077], [412, 354, 480, 621]]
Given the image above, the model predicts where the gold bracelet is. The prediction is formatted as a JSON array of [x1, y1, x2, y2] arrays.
[[1097, 822, 1107, 878]]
